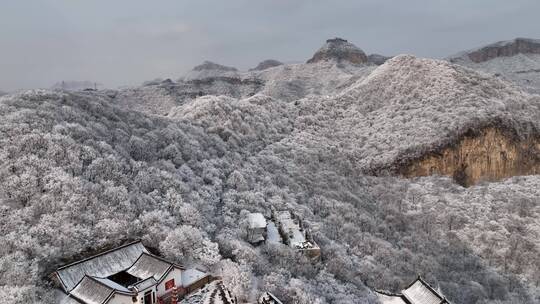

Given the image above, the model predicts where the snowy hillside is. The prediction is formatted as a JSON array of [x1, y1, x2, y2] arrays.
[[112, 60, 375, 116], [449, 38, 540, 94], [111, 39, 377, 115], [2, 39, 540, 304]]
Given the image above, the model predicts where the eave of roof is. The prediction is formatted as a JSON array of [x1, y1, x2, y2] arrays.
[[56, 240, 143, 271], [140, 252, 186, 270], [401, 276, 445, 304]]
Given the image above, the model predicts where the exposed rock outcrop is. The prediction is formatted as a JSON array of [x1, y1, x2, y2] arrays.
[[399, 126, 540, 186], [307, 38, 368, 64], [451, 38, 540, 63], [447, 38, 540, 94], [249, 59, 283, 71]]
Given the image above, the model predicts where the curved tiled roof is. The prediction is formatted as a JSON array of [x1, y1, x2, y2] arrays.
[[375, 277, 448, 304], [70, 276, 115, 304], [126, 252, 173, 281], [55, 241, 148, 291]]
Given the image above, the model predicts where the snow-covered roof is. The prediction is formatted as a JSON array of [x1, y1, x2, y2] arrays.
[[402, 278, 445, 304], [248, 212, 267, 229], [182, 268, 208, 287], [70, 276, 115, 304], [126, 252, 176, 281], [259, 292, 283, 304], [132, 276, 157, 291], [55, 241, 149, 292], [375, 277, 448, 304], [55, 240, 211, 303], [265, 220, 282, 244], [91, 276, 131, 293], [375, 292, 408, 304]]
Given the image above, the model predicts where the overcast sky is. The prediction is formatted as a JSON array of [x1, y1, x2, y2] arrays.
[[1, 0, 540, 91]]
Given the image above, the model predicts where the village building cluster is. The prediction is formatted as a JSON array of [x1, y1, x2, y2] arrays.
[[53, 241, 285, 304], [54, 241, 214, 304], [246, 209, 321, 260], [52, 234, 450, 304]]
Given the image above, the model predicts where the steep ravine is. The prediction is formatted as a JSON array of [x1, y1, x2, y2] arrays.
[[398, 127, 540, 186]]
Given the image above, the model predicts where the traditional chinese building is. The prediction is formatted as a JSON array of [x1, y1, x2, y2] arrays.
[[53, 241, 213, 304], [375, 276, 450, 304], [247, 212, 267, 244]]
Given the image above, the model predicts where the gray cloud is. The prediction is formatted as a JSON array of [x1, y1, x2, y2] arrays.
[[1, 0, 540, 91]]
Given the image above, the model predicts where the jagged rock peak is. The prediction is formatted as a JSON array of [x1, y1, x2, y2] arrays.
[[307, 37, 368, 64], [249, 59, 283, 71], [192, 61, 238, 72], [450, 37, 540, 63]]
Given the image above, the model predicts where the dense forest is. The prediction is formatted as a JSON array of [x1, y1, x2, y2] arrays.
[[1, 55, 540, 304]]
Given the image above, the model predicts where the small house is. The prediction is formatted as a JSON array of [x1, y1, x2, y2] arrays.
[[53, 241, 213, 304], [247, 213, 267, 244], [375, 276, 450, 304]]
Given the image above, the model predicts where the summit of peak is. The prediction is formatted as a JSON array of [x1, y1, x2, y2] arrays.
[[192, 61, 238, 72], [307, 37, 368, 64]]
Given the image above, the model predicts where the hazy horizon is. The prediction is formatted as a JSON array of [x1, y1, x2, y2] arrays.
[[2, 0, 540, 91]]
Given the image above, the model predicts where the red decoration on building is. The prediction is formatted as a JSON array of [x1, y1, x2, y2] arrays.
[[165, 279, 175, 291]]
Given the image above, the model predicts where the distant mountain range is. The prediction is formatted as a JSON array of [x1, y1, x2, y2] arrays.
[[448, 38, 540, 94]]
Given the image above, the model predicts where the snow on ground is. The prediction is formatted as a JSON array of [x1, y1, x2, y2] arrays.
[[182, 268, 208, 287], [265, 221, 282, 244], [180, 281, 235, 304]]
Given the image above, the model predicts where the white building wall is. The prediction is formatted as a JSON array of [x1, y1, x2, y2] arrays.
[[106, 293, 133, 304], [156, 268, 183, 297]]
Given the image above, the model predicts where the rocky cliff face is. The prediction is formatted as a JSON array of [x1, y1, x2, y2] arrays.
[[400, 127, 540, 186], [307, 38, 368, 64], [460, 38, 540, 63]]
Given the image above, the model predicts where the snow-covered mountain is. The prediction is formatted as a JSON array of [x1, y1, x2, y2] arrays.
[[113, 39, 377, 115], [249, 59, 284, 71], [2, 38, 540, 304], [448, 38, 540, 94]]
